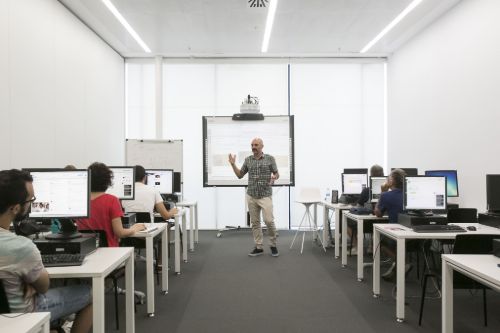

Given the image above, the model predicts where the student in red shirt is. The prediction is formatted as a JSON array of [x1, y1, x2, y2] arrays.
[[77, 162, 145, 246]]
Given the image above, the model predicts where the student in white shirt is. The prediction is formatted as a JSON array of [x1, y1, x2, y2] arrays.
[[122, 165, 178, 222]]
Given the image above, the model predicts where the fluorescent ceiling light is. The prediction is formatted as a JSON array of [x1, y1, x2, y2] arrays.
[[261, 0, 278, 53], [360, 0, 422, 53], [102, 0, 151, 53]]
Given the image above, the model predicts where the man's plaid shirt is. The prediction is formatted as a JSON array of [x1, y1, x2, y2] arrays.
[[240, 153, 278, 199]]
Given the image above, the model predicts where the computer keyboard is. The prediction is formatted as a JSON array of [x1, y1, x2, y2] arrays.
[[41, 253, 85, 267], [138, 224, 158, 233], [412, 224, 466, 233]]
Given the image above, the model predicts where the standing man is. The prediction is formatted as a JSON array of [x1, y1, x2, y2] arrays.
[[229, 138, 280, 257]]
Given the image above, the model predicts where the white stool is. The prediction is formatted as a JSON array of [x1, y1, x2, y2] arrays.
[[290, 187, 326, 254]]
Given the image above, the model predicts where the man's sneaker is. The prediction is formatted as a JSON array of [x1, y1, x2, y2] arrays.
[[349, 247, 358, 256], [270, 246, 279, 257], [248, 248, 264, 257]]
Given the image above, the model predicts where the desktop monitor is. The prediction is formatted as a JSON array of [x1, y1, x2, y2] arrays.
[[392, 168, 418, 176], [173, 172, 182, 193], [343, 168, 368, 174], [107, 166, 135, 200], [341, 173, 368, 195], [370, 176, 387, 202], [486, 174, 500, 213], [27, 169, 90, 219], [424, 170, 459, 197], [145, 169, 174, 195], [404, 176, 447, 211]]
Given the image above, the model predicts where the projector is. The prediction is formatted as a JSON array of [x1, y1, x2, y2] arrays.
[[233, 94, 264, 120]]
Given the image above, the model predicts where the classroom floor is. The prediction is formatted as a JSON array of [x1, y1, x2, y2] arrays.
[[106, 230, 500, 333]]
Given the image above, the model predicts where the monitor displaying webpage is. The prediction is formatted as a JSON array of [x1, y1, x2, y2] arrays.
[[146, 169, 173, 194], [342, 173, 368, 194], [29, 170, 89, 218], [107, 167, 135, 200], [370, 177, 387, 202], [405, 176, 447, 210]]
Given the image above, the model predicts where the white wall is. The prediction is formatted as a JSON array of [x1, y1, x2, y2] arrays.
[[0, 0, 125, 170], [387, 0, 500, 210]]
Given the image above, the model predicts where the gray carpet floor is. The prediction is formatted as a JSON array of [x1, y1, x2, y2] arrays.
[[107, 230, 500, 332]]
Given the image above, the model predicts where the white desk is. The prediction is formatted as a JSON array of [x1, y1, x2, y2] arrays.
[[174, 209, 187, 274], [46, 247, 135, 333], [372, 223, 500, 322], [0, 312, 50, 333], [177, 201, 199, 251], [442, 254, 500, 333], [130, 223, 168, 316], [316, 202, 351, 253], [342, 211, 388, 281]]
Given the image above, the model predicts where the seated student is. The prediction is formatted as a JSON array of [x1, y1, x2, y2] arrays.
[[122, 165, 178, 222], [347, 164, 384, 255], [76, 162, 145, 246], [374, 168, 407, 280], [0, 169, 92, 333]]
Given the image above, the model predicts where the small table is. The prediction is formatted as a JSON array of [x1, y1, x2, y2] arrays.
[[372, 223, 500, 322], [130, 222, 168, 316], [0, 312, 50, 333], [442, 254, 500, 333], [177, 201, 199, 251], [342, 211, 388, 281], [46, 247, 135, 333]]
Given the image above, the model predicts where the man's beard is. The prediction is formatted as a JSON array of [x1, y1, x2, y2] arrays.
[[14, 206, 30, 222]]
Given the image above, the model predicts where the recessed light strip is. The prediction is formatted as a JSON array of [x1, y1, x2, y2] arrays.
[[261, 0, 279, 53], [102, 0, 151, 53], [360, 0, 422, 53]]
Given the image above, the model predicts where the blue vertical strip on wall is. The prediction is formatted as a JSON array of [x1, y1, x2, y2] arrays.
[[288, 63, 291, 229]]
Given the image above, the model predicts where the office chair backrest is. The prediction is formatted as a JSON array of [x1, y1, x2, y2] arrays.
[[0, 280, 11, 313], [453, 234, 496, 255], [79, 230, 108, 247], [133, 212, 152, 223], [447, 208, 478, 223]]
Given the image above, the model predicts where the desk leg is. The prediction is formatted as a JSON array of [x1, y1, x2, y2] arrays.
[[373, 229, 380, 297], [183, 214, 188, 263], [145, 237, 155, 316], [175, 215, 181, 274], [342, 212, 348, 267], [357, 219, 364, 281], [189, 205, 194, 252], [125, 253, 135, 333], [396, 239, 406, 322], [442, 260, 454, 333], [322, 206, 329, 249], [92, 277, 105, 333], [335, 209, 340, 259], [42, 319, 50, 333], [162, 228, 168, 294], [194, 203, 199, 243]]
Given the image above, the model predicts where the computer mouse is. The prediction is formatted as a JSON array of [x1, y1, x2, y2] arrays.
[[466, 226, 476, 231]]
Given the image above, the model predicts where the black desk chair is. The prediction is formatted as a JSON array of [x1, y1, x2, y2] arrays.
[[419, 234, 495, 326], [447, 208, 478, 223]]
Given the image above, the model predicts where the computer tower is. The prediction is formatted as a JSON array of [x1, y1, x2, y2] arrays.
[[478, 212, 500, 228], [486, 174, 500, 213], [34, 234, 97, 255], [398, 213, 448, 228]]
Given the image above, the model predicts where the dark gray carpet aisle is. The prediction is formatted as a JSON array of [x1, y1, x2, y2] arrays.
[[107, 230, 500, 333]]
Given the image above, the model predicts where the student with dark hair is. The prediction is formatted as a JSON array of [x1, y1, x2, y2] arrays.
[[0, 169, 92, 333], [76, 162, 145, 246], [374, 168, 408, 280], [122, 165, 178, 222]]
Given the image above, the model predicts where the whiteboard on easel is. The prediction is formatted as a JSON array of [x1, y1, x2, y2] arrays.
[[125, 139, 183, 176]]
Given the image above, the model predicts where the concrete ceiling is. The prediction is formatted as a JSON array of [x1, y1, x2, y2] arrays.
[[59, 0, 461, 58]]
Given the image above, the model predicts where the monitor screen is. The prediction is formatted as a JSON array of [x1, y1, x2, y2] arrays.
[[424, 170, 459, 197], [27, 169, 90, 219], [342, 173, 368, 195], [404, 176, 447, 211], [107, 166, 135, 200], [486, 174, 500, 213], [145, 169, 174, 194], [370, 176, 387, 202], [391, 168, 418, 176]]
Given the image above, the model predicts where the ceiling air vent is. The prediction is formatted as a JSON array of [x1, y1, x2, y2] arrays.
[[248, 0, 268, 8]]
